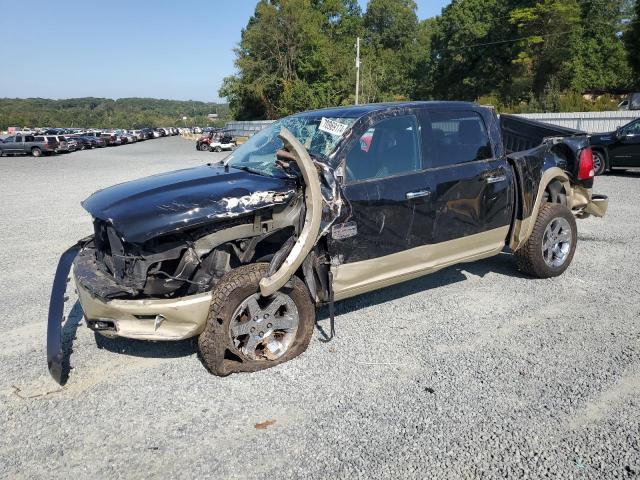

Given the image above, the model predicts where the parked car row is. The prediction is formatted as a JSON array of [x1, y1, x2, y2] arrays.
[[0, 127, 179, 157]]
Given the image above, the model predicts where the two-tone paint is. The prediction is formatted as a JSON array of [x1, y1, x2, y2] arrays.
[[47, 101, 608, 383]]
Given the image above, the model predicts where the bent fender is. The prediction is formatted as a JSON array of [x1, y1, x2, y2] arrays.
[[259, 128, 323, 297]]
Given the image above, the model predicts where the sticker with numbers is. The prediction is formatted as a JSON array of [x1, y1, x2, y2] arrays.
[[319, 118, 349, 137]]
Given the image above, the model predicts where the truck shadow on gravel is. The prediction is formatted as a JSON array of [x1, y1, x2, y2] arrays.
[[315, 252, 526, 337], [60, 302, 85, 385], [64, 253, 523, 366]]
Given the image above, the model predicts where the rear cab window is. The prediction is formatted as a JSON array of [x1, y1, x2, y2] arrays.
[[420, 110, 493, 169]]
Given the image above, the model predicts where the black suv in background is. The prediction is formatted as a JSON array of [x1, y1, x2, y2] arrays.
[[590, 118, 640, 175]]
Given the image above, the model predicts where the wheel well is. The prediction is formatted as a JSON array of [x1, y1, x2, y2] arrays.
[[543, 179, 567, 206], [591, 147, 608, 166]]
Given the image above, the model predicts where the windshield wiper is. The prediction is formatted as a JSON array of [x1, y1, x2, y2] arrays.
[[230, 164, 271, 177]]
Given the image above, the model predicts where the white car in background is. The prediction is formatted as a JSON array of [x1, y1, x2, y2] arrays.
[[129, 130, 144, 141]]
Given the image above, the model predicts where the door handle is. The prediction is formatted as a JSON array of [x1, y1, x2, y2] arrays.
[[406, 190, 431, 200], [486, 175, 507, 184]]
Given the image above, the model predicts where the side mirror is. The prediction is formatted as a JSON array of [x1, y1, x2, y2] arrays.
[[616, 127, 623, 138]]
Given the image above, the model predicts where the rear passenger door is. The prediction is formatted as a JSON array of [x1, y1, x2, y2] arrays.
[[419, 109, 513, 244], [14, 135, 24, 154]]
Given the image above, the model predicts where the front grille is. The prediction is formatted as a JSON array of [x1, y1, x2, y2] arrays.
[[93, 219, 112, 269], [92, 219, 146, 290]]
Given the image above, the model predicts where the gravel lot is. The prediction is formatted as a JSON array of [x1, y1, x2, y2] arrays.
[[0, 136, 638, 479]]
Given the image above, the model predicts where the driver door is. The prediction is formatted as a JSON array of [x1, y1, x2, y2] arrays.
[[612, 120, 640, 166], [328, 113, 434, 298]]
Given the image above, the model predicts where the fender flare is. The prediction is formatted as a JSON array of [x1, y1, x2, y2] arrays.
[[510, 167, 571, 251], [259, 128, 323, 297]]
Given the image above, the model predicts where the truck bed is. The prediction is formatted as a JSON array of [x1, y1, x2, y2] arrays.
[[500, 114, 585, 154]]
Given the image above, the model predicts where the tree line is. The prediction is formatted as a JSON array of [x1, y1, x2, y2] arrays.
[[221, 0, 640, 119], [0, 97, 230, 130]]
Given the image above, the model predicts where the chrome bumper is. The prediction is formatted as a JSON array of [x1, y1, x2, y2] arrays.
[[76, 280, 212, 341]]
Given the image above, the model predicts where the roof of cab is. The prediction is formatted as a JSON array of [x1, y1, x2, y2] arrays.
[[294, 101, 481, 119]]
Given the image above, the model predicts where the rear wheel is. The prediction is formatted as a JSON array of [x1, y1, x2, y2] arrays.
[[31, 147, 42, 158], [198, 263, 315, 376], [592, 150, 607, 176], [514, 203, 577, 278], [199, 143, 209, 151], [213, 146, 222, 152]]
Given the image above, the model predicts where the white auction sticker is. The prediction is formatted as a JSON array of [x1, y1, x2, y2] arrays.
[[319, 117, 349, 137]]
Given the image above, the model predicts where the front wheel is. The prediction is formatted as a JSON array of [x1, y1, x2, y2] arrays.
[[514, 203, 577, 278], [31, 147, 42, 157], [198, 263, 315, 376], [199, 143, 209, 151], [592, 150, 607, 176]]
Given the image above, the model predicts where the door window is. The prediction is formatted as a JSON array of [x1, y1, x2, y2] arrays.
[[422, 111, 492, 168], [346, 115, 421, 183], [15, 135, 23, 142], [3, 136, 14, 143], [623, 121, 640, 136]]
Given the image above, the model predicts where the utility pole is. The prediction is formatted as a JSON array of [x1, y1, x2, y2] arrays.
[[355, 37, 361, 105]]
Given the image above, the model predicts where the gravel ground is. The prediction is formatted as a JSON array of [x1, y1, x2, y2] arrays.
[[0, 136, 638, 479]]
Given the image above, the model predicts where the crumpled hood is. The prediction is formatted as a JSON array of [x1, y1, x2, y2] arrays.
[[82, 164, 297, 243]]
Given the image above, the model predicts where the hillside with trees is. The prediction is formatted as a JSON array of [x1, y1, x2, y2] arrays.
[[221, 0, 639, 119], [0, 98, 230, 130]]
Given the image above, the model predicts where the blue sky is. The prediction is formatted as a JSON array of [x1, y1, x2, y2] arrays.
[[0, 0, 450, 102]]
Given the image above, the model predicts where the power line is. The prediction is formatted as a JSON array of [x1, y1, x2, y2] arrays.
[[438, 19, 639, 52], [445, 30, 574, 51]]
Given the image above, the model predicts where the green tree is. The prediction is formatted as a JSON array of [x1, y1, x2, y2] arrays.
[[625, 0, 640, 86], [429, 0, 515, 101], [222, 0, 344, 119], [359, 0, 420, 102], [575, 0, 631, 91]]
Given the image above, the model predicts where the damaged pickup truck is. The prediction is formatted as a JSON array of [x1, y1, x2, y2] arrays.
[[47, 102, 608, 383]]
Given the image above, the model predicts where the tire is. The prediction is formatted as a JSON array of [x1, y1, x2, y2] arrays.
[[198, 263, 315, 376], [198, 143, 209, 151], [592, 150, 607, 176], [31, 147, 42, 158], [514, 203, 577, 279], [213, 146, 222, 152]]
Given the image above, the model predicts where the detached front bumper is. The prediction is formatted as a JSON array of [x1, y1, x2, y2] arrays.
[[76, 281, 211, 341]]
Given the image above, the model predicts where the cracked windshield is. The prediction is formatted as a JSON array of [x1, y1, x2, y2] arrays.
[[226, 116, 356, 177]]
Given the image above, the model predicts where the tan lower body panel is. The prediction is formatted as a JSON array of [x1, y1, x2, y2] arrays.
[[76, 280, 212, 340], [509, 169, 607, 251], [332, 226, 510, 301]]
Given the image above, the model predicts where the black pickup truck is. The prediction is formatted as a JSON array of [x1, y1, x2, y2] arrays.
[[47, 101, 608, 383]]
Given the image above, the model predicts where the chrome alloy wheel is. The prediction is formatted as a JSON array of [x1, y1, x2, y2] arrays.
[[229, 292, 299, 361], [542, 217, 572, 268]]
